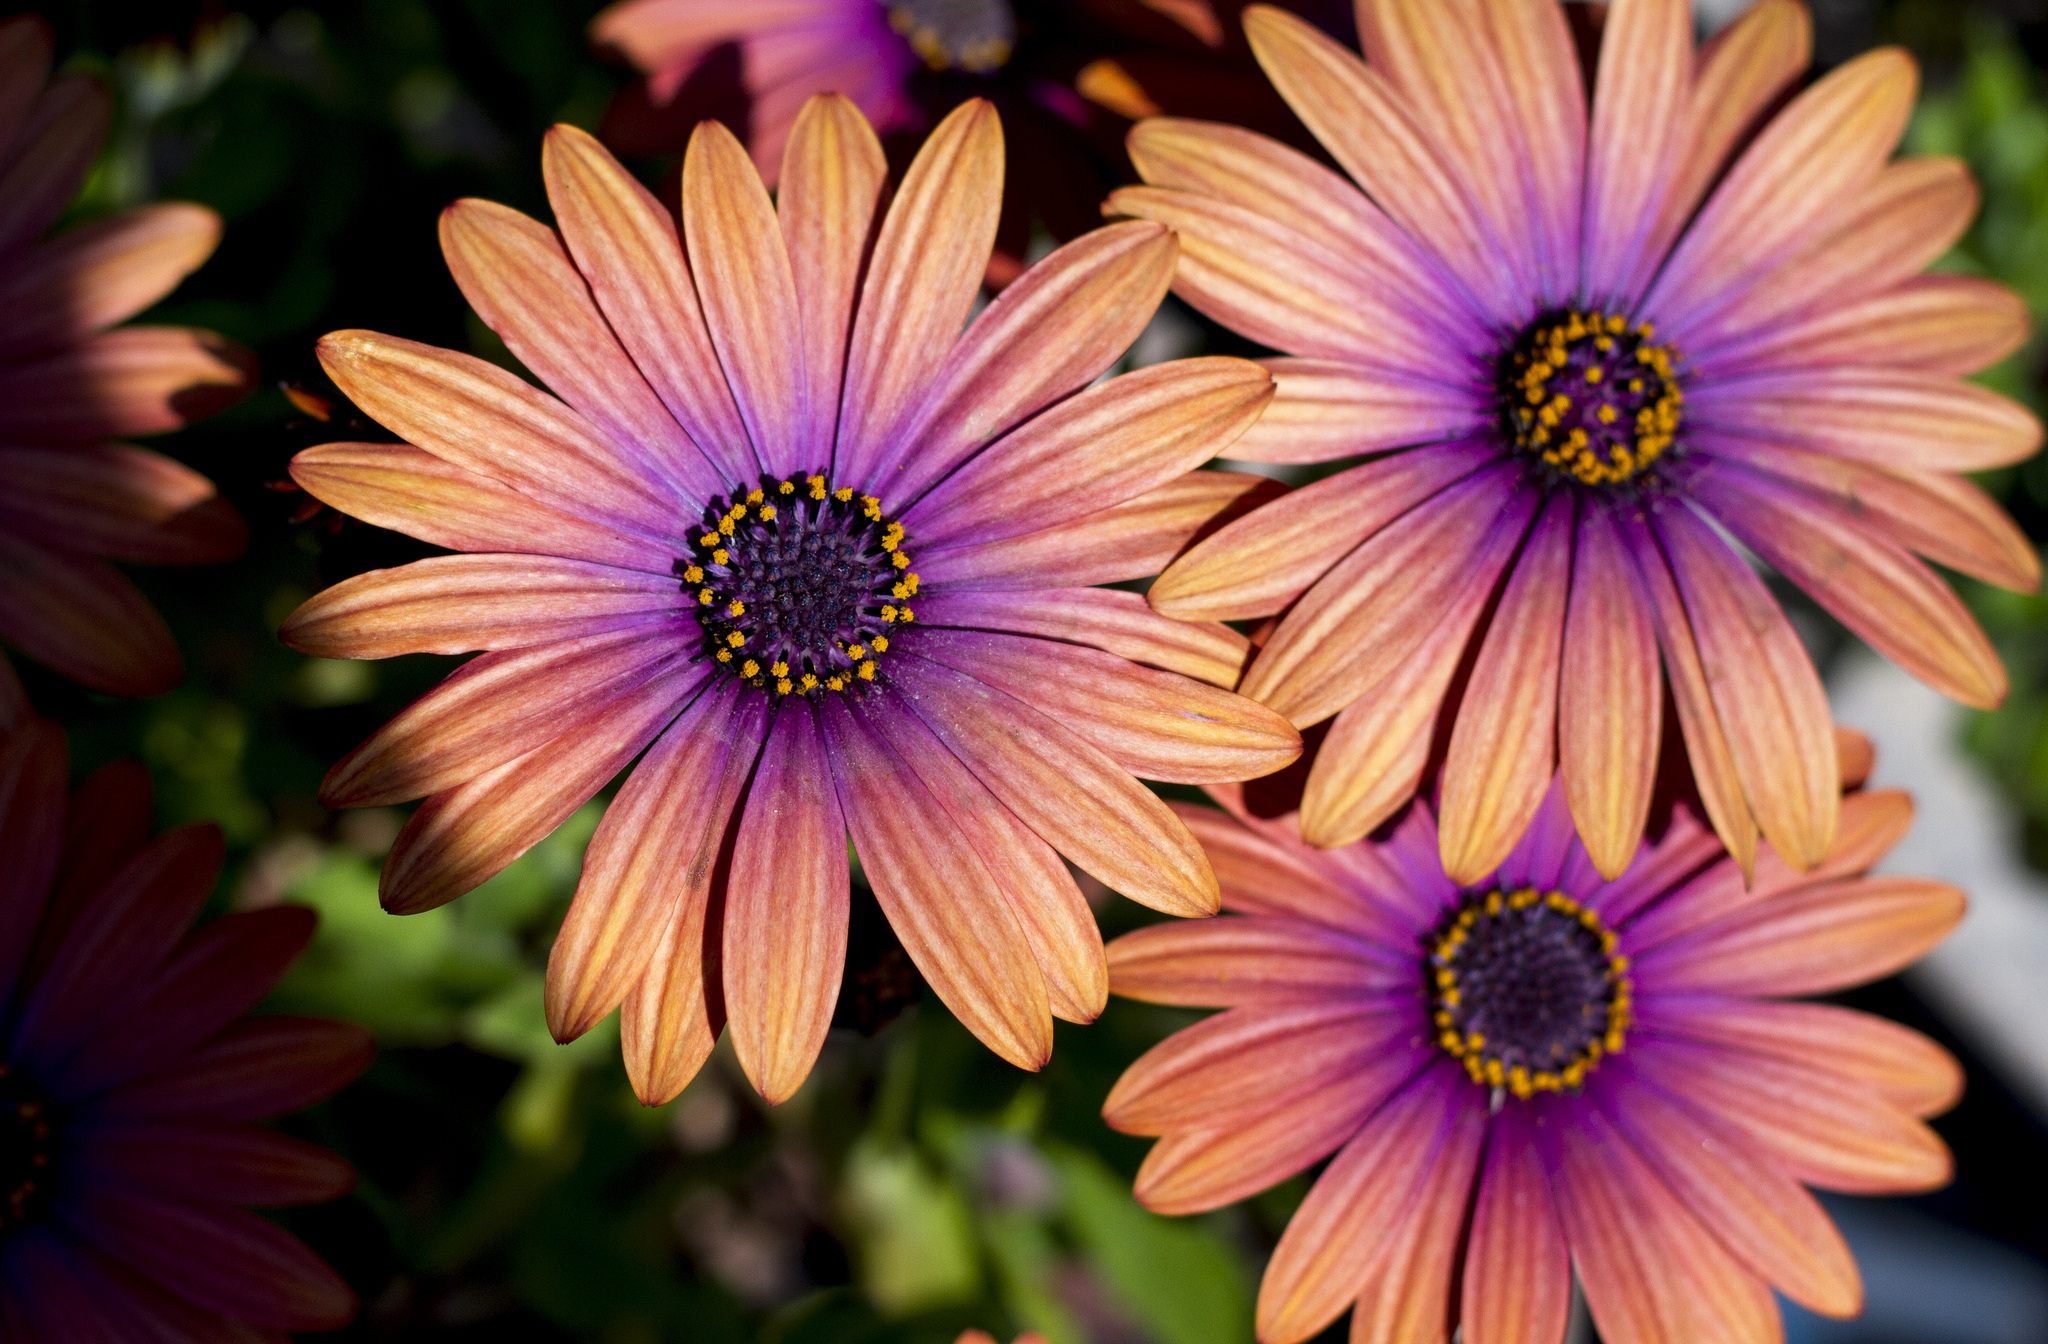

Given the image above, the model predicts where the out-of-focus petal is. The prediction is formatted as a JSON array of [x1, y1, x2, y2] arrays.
[[0, 719, 66, 1003], [0, 326, 252, 440], [105, 1016, 373, 1122], [0, 444, 244, 566], [0, 203, 220, 360], [0, 536, 180, 698], [74, 1121, 354, 1208], [0, 73, 107, 257]]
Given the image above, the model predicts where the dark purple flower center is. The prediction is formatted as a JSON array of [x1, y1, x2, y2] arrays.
[[1427, 887, 1632, 1099], [682, 474, 919, 697], [0, 1063, 56, 1236], [1495, 308, 1684, 488], [885, 0, 1016, 73]]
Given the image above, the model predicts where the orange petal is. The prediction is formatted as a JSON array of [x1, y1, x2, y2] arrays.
[[681, 119, 807, 477], [824, 694, 1052, 1071], [1223, 357, 1490, 465], [1150, 444, 1498, 622], [620, 863, 724, 1107], [1438, 495, 1573, 884], [541, 122, 753, 485], [723, 706, 849, 1103], [1559, 506, 1662, 879], [547, 687, 766, 1042], [280, 555, 681, 661]]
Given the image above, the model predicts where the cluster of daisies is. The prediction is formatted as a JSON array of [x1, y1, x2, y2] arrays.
[[0, 1, 2033, 1342]]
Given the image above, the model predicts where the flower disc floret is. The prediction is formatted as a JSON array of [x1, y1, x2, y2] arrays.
[[887, 0, 1016, 73], [1428, 886, 1631, 1099], [0, 1064, 55, 1234], [687, 474, 920, 696], [1498, 309, 1683, 488]]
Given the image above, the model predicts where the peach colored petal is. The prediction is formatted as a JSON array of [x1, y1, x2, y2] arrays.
[[319, 630, 693, 808], [1725, 273, 2031, 377], [541, 123, 753, 486], [620, 848, 727, 1107], [1547, 1093, 1782, 1344], [1439, 495, 1573, 885], [1150, 443, 1498, 622], [1632, 1037, 1951, 1194], [723, 705, 848, 1103], [1559, 505, 1662, 880], [1471, 0, 1585, 303], [1702, 433, 2041, 593], [1255, 1065, 1475, 1344], [1345, 1084, 1487, 1344], [1240, 6, 1514, 324], [917, 628, 1301, 786], [1646, 0, 1812, 271], [835, 100, 1003, 482], [0, 443, 243, 566], [1244, 464, 1532, 729], [549, 687, 765, 1044], [1170, 802, 1403, 941], [0, 73, 106, 256], [377, 660, 698, 915], [0, 534, 178, 697], [872, 221, 1182, 505], [682, 119, 807, 477], [439, 197, 723, 505], [315, 330, 680, 538], [1461, 1105, 1569, 1344], [0, 325, 252, 440], [1655, 505, 1837, 868], [1648, 47, 1918, 330], [1680, 156, 1979, 359], [1108, 185, 1453, 373], [928, 470, 1285, 591], [278, 554, 683, 661], [289, 442, 660, 573], [1106, 916, 1402, 1009], [1105, 1000, 1414, 1135], [778, 94, 888, 461], [1580, 0, 1691, 305], [1621, 518, 1759, 874], [917, 586, 1249, 687], [1222, 358, 1491, 465], [903, 653, 1219, 917], [873, 691, 1106, 1023], [824, 694, 1053, 1071], [1650, 1000, 1963, 1119], [1636, 875, 1964, 997], [906, 356, 1272, 548], [0, 203, 220, 360], [1605, 1071, 1860, 1317], [1697, 463, 2006, 709]]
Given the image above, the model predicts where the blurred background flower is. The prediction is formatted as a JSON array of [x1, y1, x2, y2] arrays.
[[12, 2, 2048, 1342]]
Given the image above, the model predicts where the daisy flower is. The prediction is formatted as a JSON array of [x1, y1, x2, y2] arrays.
[[1113, 0, 2042, 883], [0, 16, 254, 714], [280, 97, 1299, 1106], [1104, 736, 1964, 1344], [0, 720, 370, 1337]]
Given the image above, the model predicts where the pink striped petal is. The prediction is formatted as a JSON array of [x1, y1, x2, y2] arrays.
[[1461, 1103, 1569, 1344], [681, 119, 807, 476], [1149, 442, 1499, 621], [1647, 48, 1918, 332], [1560, 505, 1662, 879], [1438, 494, 1573, 885], [1243, 463, 1532, 729], [547, 686, 766, 1042], [289, 441, 662, 574], [1717, 273, 2031, 378], [927, 470, 1283, 591], [541, 123, 753, 486], [1581, 0, 1691, 305], [778, 94, 888, 462], [0, 444, 243, 566], [319, 629, 689, 807], [834, 100, 1002, 484], [1223, 358, 1490, 465], [315, 331, 680, 538], [1346, 1081, 1487, 1344], [917, 586, 1249, 687], [1655, 504, 1837, 868], [1650, 999, 1962, 1119], [1696, 462, 2006, 708], [0, 326, 252, 440], [280, 555, 683, 661], [1471, 0, 1585, 303], [868, 221, 1181, 505], [439, 198, 722, 504], [376, 662, 701, 914], [1106, 915, 1400, 1009], [823, 693, 1053, 1071]]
